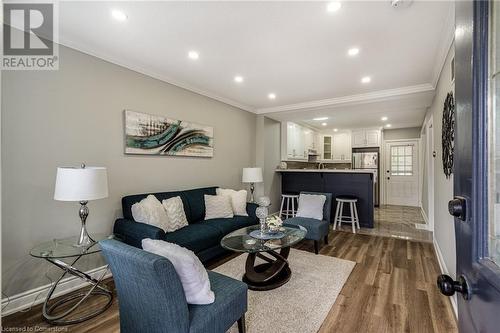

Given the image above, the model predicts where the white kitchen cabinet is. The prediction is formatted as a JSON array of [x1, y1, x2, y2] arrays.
[[322, 135, 333, 160], [351, 129, 381, 148], [352, 130, 366, 147], [285, 122, 316, 160], [332, 132, 352, 161], [365, 129, 381, 146]]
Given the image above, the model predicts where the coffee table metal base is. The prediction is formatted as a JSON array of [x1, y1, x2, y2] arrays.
[[243, 247, 291, 291]]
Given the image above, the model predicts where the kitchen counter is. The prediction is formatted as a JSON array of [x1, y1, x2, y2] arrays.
[[279, 170, 374, 228], [276, 169, 375, 174]]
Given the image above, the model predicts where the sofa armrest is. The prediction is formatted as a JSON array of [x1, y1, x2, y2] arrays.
[[113, 218, 165, 248], [246, 202, 258, 220]]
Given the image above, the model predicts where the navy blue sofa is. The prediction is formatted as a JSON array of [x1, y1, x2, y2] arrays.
[[113, 186, 259, 263]]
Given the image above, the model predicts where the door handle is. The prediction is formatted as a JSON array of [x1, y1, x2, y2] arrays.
[[437, 274, 471, 300], [448, 196, 467, 221]]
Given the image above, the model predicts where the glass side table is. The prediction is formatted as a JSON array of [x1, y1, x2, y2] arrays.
[[30, 233, 117, 325]]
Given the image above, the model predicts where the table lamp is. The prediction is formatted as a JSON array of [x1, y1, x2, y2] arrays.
[[242, 167, 263, 203], [54, 164, 109, 247]]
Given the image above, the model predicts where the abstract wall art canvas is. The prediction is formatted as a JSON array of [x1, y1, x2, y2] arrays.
[[124, 110, 214, 157]]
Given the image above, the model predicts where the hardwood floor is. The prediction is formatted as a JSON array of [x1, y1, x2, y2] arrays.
[[3, 231, 457, 333]]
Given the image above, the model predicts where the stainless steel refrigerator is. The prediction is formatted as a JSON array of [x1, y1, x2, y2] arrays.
[[352, 151, 379, 206]]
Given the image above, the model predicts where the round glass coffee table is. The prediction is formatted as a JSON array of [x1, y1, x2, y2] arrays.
[[30, 233, 117, 325], [221, 225, 306, 291]]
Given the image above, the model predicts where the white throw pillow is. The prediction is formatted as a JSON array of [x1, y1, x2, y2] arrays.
[[131, 195, 169, 231], [296, 194, 327, 220], [141, 239, 215, 305], [162, 196, 189, 232], [204, 195, 234, 220], [216, 188, 248, 216]]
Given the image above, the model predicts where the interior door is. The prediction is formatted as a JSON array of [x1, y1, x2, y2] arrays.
[[385, 141, 419, 206], [437, 2, 500, 331]]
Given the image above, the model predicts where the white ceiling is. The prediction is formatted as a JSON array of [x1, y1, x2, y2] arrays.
[[55, 1, 453, 129], [269, 87, 435, 130]]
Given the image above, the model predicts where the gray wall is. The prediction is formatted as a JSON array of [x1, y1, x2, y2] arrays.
[[383, 127, 422, 140], [254, 116, 281, 213], [264, 117, 282, 212], [2, 46, 256, 297], [428, 44, 456, 279], [420, 126, 429, 217]]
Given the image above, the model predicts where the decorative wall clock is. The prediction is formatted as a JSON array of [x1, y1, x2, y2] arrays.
[[442, 92, 455, 178]]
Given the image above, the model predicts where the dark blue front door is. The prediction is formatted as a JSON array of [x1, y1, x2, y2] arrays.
[[441, 1, 500, 331]]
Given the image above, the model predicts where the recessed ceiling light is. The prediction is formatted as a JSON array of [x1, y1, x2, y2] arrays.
[[361, 76, 371, 83], [321, 122, 327, 126], [381, 116, 388, 121], [268, 93, 276, 100], [111, 10, 128, 21], [386, 124, 392, 128], [348, 48, 360, 56], [313, 117, 329, 121], [234, 76, 244, 83], [333, 128, 339, 132], [327, 2, 342, 13], [188, 51, 199, 60]]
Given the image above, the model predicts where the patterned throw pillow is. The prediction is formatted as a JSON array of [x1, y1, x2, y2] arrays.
[[204, 194, 234, 220], [162, 196, 189, 232], [216, 188, 248, 216], [131, 195, 169, 231]]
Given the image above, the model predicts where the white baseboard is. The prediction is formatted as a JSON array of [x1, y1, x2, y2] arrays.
[[433, 239, 458, 319], [1, 265, 112, 317], [417, 207, 433, 231]]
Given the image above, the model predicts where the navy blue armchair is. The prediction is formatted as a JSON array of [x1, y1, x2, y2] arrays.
[[283, 192, 333, 254], [100, 239, 247, 333]]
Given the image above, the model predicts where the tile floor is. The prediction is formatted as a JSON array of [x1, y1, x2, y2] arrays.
[[335, 205, 433, 242]]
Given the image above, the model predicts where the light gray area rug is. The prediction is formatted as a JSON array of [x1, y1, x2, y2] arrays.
[[213, 249, 356, 333]]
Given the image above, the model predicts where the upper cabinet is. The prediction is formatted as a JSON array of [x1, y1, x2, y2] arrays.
[[332, 131, 351, 161], [284, 122, 318, 160], [322, 135, 332, 160], [351, 129, 381, 148], [319, 131, 351, 161]]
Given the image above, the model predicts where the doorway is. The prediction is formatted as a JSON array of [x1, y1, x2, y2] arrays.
[[384, 140, 420, 206]]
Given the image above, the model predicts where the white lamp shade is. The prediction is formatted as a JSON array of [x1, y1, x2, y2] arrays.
[[242, 167, 263, 183], [54, 167, 109, 201]]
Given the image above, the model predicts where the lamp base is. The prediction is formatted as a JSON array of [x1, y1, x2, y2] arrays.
[[250, 183, 255, 203], [74, 201, 95, 248]]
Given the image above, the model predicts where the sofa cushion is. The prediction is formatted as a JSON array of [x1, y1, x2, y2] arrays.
[[203, 216, 257, 235], [164, 224, 222, 254], [162, 196, 189, 232], [122, 191, 188, 220], [182, 187, 218, 223], [204, 195, 234, 220], [131, 195, 169, 232]]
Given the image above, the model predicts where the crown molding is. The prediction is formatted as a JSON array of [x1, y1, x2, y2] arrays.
[[57, 38, 256, 113], [431, 4, 455, 88], [255, 83, 435, 114]]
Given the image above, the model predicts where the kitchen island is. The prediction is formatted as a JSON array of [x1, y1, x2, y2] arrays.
[[277, 169, 374, 228]]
